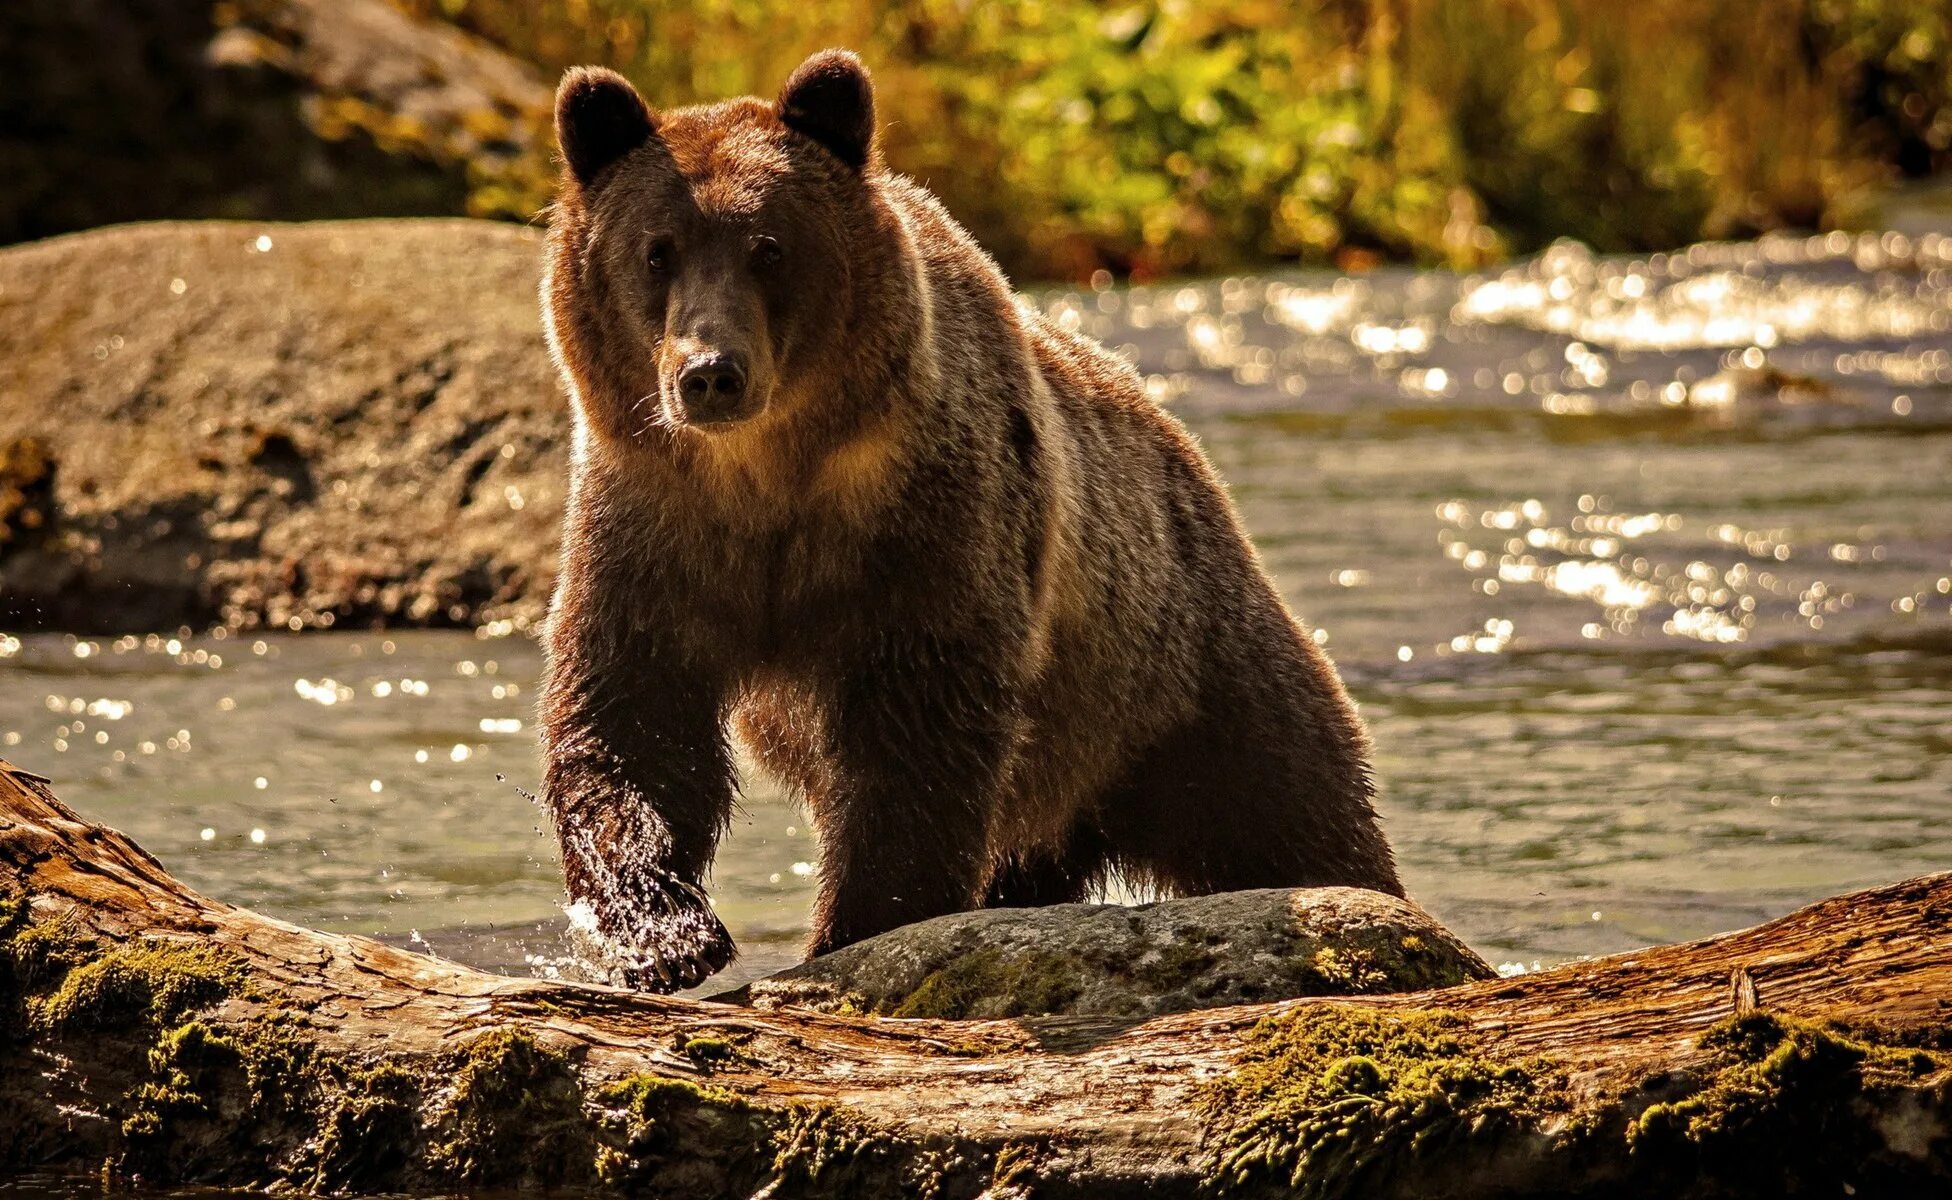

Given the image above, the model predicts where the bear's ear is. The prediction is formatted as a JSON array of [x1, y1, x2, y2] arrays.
[[777, 50, 876, 170], [556, 67, 657, 186]]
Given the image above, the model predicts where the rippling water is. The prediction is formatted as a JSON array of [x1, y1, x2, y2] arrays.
[[3, 228, 1949, 988]]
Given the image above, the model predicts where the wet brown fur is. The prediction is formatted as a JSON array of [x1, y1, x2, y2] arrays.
[[538, 52, 1402, 990]]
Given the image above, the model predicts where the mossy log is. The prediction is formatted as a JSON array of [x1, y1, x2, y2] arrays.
[[1, 759, 1947, 1198]]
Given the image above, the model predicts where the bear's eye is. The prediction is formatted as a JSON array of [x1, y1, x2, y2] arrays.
[[646, 239, 674, 276], [750, 236, 783, 271]]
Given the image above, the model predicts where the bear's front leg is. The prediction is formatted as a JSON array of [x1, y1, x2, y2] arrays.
[[806, 633, 1018, 957], [539, 604, 736, 992]]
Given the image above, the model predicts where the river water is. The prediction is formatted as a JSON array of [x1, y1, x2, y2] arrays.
[[2, 229, 1949, 989]]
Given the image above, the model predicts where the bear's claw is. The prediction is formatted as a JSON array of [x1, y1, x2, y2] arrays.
[[586, 874, 737, 993], [615, 917, 736, 991]]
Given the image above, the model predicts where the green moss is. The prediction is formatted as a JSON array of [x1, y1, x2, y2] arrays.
[[238, 1013, 328, 1121], [35, 940, 246, 1033], [990, 1140, 1041, 1192], [769, 1100, 914, 1192], [596, 1074, 964, 1195], [312, 1063, 421, 1193], [775, 1102, 869, 1179], [1197, 1008, 1950, 1197], [9, 919, 94, 988], [1, 901, 95, 1038], [601, 1071, 740, 1118], [1303, 947, 1389, 994], [1623, 1012, 1949, 1187], [680, 1034, 739, 1068], [1201, 1006, 1542, 1199], [1270, 932, 1489, 996], [594, 1072, 776, 1194], [887, 948, 1082, 1019], [114, 1014, 332, 1183], [430, 1027, 593, 1187], [0, 899, 47, 1037], [0, 909, 423, 1191], [120, 1020, 243, 1157], [766, 1101, 1016, 1195]]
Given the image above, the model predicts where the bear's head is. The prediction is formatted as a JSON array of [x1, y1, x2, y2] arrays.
[[544, 50, 900, 445]]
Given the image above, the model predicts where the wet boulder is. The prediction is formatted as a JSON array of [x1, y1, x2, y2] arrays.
[[742, 887, 1494, 1020]]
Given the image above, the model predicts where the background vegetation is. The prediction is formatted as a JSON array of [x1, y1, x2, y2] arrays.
[[3, 0, 1948, 279], [395, 0, 1952, 278]]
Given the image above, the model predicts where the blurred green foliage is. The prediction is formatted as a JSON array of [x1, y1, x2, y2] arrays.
[[395, 0, 1952, 279]]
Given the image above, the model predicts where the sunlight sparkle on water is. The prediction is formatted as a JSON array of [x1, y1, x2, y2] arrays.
[[1, 227, 1947, 978], [1455, 233, 1952, 351]]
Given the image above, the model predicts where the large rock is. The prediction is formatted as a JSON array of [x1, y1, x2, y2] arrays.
[[0, 219, 564, 631], [742, 888, 1495, 1020]]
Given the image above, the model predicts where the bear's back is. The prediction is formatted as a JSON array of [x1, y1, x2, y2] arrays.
[[877, 170, 1205, 489]]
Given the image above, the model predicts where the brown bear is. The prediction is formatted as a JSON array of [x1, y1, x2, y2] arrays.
[[537, 50, 1403, 990]]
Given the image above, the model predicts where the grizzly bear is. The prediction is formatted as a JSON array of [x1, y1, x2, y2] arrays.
[[537, 50, 1403, 990]]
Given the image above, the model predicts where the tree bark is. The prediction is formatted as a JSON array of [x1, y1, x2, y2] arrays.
[[0, 757, 1946, 1197]]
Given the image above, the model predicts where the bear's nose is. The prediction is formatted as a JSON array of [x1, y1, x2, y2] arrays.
[[677, 352, 748, 408]]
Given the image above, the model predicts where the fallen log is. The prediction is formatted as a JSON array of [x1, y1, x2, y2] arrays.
[[0, 758, 1946, 1198]]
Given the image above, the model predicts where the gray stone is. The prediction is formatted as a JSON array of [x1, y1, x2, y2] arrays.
[[742, 887, 1494, 1020]]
